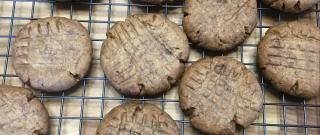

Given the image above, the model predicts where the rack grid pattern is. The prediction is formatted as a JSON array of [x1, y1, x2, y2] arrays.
[[0, 0, 319, 135]]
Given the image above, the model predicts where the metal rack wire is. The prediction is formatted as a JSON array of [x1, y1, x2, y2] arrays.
[[0, 0, 319, 135]]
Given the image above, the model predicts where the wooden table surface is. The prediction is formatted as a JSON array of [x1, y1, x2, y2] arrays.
[[0, 0, 319, 135]]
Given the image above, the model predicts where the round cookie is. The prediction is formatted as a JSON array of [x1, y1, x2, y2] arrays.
[[0, 85, 49, 135], [258, 21, 320, 98], [100, 14, 190, 97], [13, 17, 92, 92], [183, 0, 258, 51], [179, 57, 263, 134], [134, 0, 175, 4], [96, 101, 179, 135], [263, 0, 319, 13]]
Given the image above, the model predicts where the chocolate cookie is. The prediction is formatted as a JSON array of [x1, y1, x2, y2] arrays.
[[179, 57, 263, 134], [13, 17, 92, 92], [258, 21, 320, 98], [96, 101, 179, 135], [183, 0, 258, 51], [100, 14, 190, 96], [134, 0, 175, 4], [0, 85, 49, 135], [263, 0, 319, 13]]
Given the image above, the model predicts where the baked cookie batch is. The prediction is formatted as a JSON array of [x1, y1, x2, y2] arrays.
[[0, 0, 319, 135]]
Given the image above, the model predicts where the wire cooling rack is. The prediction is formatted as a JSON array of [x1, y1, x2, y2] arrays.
[[0, 0, 319, 135]]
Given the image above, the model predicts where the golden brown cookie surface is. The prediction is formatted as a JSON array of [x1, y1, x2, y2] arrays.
[[183, 0, 258, 51], [13, 17, 92, 92], [96, 102, 179, 135], [0, 85, 49, 135], [258, 21, 320, 98], [179, 57, 263, 135], [100, 14, 190, 97], [263, 0, 319, 13]]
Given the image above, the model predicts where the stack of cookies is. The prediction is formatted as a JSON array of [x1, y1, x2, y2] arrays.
[[1, 0, 319, 135]]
